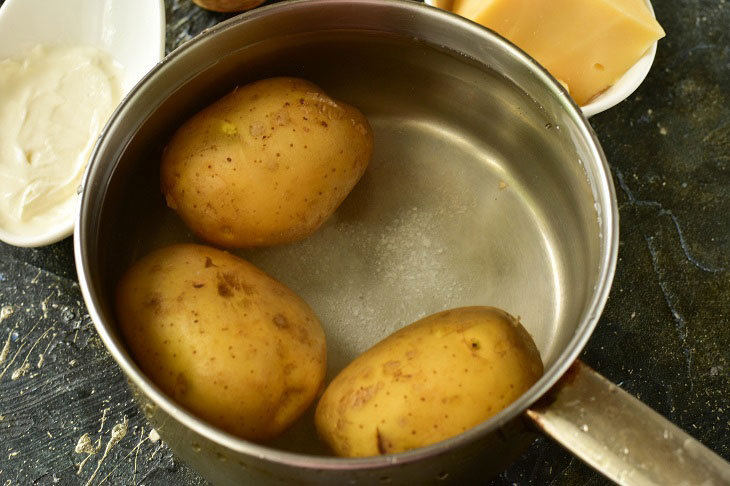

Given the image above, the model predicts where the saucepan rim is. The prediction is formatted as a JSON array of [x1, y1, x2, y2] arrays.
[[74, 0, 618, 471]]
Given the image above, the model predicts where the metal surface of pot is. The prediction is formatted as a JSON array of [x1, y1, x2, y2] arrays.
[[74, 1, 730, 484]]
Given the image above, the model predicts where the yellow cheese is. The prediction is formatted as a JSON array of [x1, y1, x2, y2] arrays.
[[450, 0, 666, 105]]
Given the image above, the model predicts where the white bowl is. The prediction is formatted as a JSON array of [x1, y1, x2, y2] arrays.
[[424, 0, 659, 118], [0, 0, 165, 247]]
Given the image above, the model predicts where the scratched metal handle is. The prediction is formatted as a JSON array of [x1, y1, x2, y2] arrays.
[[526, 361, 730, 486]]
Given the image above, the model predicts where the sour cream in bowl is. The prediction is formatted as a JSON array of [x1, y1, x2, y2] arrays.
[[0, 0, 165, 247]]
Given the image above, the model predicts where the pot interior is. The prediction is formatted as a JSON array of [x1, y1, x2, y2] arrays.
[[84, 27, 607, 454]]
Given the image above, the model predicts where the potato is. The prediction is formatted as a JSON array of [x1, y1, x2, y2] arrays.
[[314, 306, 543, 457], [192, 0, 265, 12], [160, 77, 373, 248], [115, 243, 327, 441]]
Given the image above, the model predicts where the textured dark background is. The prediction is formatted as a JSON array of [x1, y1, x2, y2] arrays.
[[0, 0, 727, 484]]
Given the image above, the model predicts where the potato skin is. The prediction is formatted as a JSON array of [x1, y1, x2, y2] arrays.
[[315, 307, 543, 457], [160, 77, 373, 248], [115, 244, 327, 441]]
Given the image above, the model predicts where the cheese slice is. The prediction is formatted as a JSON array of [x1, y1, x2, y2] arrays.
[[450, 0, 666, 105]]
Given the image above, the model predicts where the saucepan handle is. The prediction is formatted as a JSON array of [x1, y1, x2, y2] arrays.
[[525, 360, 730, 486]]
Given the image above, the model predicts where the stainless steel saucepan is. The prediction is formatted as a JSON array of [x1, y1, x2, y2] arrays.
[[74, 1, 730, 484]]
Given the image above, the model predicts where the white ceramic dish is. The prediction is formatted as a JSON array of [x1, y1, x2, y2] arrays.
[[424, 0, 660, 118], [0, 0, 165, 247]]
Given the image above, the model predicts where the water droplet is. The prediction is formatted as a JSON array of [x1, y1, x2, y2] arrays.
[[545, 123, 553, 129], [580, 424, 589, 432], [192, 443, 202, 452]]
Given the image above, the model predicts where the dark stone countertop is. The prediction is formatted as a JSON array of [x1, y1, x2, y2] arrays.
[[0, 0, 727, 484]]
